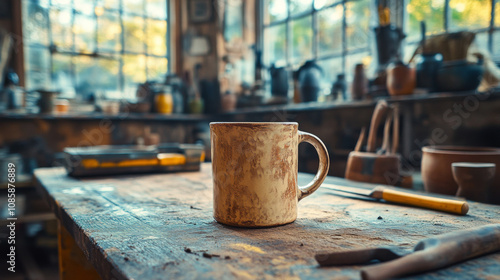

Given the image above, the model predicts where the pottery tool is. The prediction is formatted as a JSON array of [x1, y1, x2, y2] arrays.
[[64, 143, 205, 177], [346, 101, 408, 186], [377, 110, 393, 155], [354, 127, 366, 152], [322, 183, 469, 215], [391, 105, 399, 154], [316, 224, 500, 280], [366, 100, 389, 153]]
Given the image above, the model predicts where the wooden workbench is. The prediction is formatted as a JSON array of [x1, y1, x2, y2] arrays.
[[34, 163, 500, 280]]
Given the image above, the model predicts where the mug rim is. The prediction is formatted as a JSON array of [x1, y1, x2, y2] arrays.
[[210, 122, 298, 126]]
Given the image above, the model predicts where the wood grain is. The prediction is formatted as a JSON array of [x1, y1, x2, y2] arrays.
[[35, 163, 500, 280]]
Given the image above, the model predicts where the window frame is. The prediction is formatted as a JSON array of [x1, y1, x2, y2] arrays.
[[260, 0, 373, 77], [403, 0, 500, 61], [22, 0, 171, 97]]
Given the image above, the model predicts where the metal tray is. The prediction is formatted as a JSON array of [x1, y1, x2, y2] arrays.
[[64, 143, 204, 177]]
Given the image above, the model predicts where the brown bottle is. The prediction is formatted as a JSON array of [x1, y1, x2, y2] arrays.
[[351, 64, 368, 100]]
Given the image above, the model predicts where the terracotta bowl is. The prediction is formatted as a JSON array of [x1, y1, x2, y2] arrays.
[[421, 146, 500, 205]]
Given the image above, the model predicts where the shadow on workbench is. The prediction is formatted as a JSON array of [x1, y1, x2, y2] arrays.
[[0, 186, 59, 280]]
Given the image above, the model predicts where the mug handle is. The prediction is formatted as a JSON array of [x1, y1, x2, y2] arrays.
[[298, 131, 330, 201]]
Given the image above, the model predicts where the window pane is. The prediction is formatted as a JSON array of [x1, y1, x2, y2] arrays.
[[98, 0, 120, 10], [124, 15, 145, 53], [474, 32, 488, 52], [314, 0, 337, 10], [403, 43, 419, 64], [493, 31, 500, 57], [407, 0, 445, 41], [96, 58, 120, 91], [74, 14, 97, 53], [123, 54, 147, 90], [147, 0, 167, 19], [50, 8, 73, 51], [346, 0, 371, 50], [24, 47, 51, 89], [318, 5, 343, 56], [146, 19, 167, 56], [496, 1, 500, 26], [75, 56, 119, 96], [74, 0, 96, 15], [263, 24, 286, 66], [52, 54, 75, 98], [51, 0, 71, 7], [97, 12, 122, 52], [123, 0, 145, 16], [22, 0, 50, 46], [291, 16, 313, 63], [317, 57, 342, 84], [449, 0, 490, 31], [147, 56, 168, 80], [25, 47, 50, 72], [290, 0, 312, 16], [263, 0, 288, 24]]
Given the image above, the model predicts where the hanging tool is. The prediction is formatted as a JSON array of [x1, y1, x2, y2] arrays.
[[316, 224, 500, 280]]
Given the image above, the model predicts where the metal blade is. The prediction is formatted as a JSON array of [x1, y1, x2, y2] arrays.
[[322, 183, 374, 198]]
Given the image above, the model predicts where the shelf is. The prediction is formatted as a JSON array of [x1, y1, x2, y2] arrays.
[[1, 89, 499, 121]]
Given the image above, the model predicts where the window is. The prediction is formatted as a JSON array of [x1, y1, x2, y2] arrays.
[[261, 0, 374, 88], [22, 0, 169, 99], [262, 0, 500, 96], [405, 0, 500, 62]]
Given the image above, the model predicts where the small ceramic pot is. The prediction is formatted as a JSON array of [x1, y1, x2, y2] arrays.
[[452, 162, 496, 203], [221, 92, 237, 112], [422, 146, 500, 205], [54, 99, 70, 114], [38, 90, 59, 113], [387, 61, 416, 96]]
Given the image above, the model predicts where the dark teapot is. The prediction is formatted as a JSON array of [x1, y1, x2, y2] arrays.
[[296, 60, 323, 102]]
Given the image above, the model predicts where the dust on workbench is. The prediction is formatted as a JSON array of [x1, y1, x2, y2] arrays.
[[35, 163, 500, 280]]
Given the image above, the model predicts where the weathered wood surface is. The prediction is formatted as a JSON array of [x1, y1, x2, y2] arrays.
[[34, 163, 500, 280]]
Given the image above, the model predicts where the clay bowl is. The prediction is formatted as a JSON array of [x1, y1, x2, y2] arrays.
[[421, 146, 500, 204]]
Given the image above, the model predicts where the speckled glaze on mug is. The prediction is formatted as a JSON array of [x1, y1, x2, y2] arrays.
[[210, 122, 330, 227]]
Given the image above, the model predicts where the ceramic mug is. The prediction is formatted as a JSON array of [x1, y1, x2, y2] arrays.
[[210, 122, 330, 227]]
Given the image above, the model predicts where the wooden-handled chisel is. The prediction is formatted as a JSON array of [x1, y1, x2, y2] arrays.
[[322, 183, 469, 215]]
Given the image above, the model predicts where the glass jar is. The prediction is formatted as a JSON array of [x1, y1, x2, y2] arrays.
[[155, 86, 173, 114]]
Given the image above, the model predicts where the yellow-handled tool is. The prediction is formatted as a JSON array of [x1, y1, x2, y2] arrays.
[[323, 183, 469, 215], [81, 153, 187, 169]]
